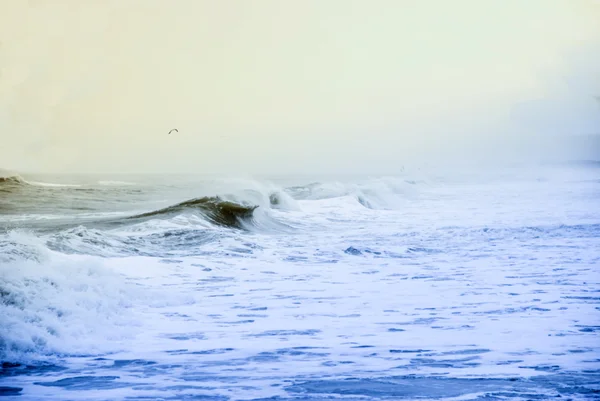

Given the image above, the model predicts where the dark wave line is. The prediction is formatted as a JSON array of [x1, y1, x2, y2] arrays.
[[0, 175, 27, 187], [127, 196, 258, 229]]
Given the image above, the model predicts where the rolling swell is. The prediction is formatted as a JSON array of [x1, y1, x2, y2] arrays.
[[128, 196, 258, 229], [0, 175, 27, 193], [0, 176, 25, 185]]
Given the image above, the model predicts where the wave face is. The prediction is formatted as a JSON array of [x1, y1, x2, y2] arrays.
[[0, 175, 27, 193], [1, 167, 599, 400], [128, 196, 258, 229], [0, 176, 25, 185]]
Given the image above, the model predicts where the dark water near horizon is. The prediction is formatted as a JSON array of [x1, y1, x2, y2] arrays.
[[1, 164, 599, 400]]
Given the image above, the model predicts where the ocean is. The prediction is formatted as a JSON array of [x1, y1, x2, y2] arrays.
[[1, 164, 599, 400]]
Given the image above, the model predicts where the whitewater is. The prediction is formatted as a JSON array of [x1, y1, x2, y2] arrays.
[[1, 164, 599, 400]]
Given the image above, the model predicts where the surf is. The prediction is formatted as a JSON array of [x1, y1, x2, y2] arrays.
[[125, 196, 258, 229]]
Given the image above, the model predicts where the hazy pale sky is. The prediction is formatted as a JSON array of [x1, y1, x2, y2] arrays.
[[1, 0, 599, 174]]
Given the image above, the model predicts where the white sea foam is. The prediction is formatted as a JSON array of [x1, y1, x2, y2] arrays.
[[0, 232, 142, 364], [24, 181, 82, 188]]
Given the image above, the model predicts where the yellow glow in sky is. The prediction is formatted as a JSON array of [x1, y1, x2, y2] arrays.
[[1, 0, 599, 173]]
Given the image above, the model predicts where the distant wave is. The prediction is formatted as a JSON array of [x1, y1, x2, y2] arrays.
[[128, 196, 258, 229], [26, 181, 81, 188], [98, 180, 138, 186], [283, 177, 419, 210], [0, 175, 28, 193], [0, 175, 26, 185], [0, 174, 80, 189]]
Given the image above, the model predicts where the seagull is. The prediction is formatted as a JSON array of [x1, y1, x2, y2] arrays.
[[168, 128, 178, 135]]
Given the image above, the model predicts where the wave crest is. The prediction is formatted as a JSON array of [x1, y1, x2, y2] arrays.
[[129, 196, 258, 229], [0, 175, 27, 189]]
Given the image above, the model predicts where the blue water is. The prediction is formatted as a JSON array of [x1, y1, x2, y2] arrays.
[[1, 165, 599, 400]]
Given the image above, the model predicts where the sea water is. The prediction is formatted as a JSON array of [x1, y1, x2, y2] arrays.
[[1, 164, 599, 400]]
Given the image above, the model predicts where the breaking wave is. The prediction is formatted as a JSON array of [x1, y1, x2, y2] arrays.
[[0, 175, 27, 191], [25, 181, 81, 188], [127, 196, 258, 229], [0, 173, 79, 191], [0, 232, 141, 365], [0, 176, 25, 185], [284, 177, 420, 209]]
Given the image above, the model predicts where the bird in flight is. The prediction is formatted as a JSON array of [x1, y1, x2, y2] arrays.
[[168, 129, 178, 135]]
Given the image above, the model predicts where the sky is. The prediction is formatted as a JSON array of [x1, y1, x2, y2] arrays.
[[0, 0, 599, 174]]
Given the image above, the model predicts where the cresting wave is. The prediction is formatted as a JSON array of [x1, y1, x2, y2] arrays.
[[0, 175, 27, 191], [127, 196, 258, 229], [109, 191, 295, 232], [0, 173, 80, 197], [0, 176, 25, 185]]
